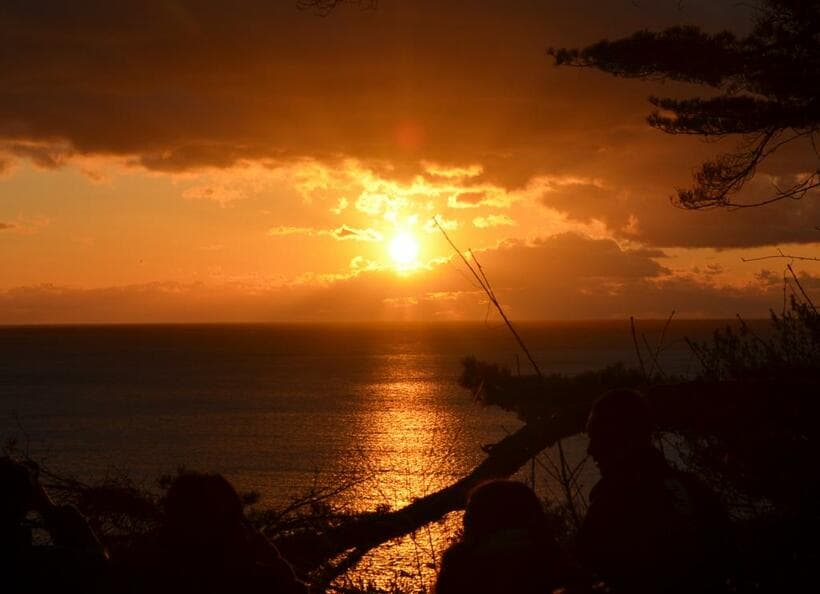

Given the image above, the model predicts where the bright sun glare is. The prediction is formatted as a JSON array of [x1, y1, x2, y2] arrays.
[[389, 233, 420, 268]]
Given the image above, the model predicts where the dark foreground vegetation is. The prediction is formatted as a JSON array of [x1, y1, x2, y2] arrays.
[[3, 1, 817, 591], [3, 290, 818, 593]]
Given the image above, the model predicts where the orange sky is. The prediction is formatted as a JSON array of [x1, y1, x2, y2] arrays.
[[1, 1, 818, 323]]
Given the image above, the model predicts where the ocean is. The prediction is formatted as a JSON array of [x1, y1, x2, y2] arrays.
[[0, 320, 746, 587]]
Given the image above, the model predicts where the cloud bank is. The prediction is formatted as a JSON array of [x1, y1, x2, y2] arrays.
[[3, 233, 814, 324]]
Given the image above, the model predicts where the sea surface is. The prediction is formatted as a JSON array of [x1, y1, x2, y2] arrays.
[[0, 320, 750, 588]]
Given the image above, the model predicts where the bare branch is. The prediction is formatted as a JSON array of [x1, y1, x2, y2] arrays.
[[434, 217, 544, 380], [434, 219, 586, 533], [741, 251, 820, 262], [631, 316, 648, 380], [786, 263, 817, 312], [642, 332, 668, 381]]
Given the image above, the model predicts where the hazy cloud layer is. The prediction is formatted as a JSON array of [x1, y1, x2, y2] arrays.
[[3, 233, 812, 324]]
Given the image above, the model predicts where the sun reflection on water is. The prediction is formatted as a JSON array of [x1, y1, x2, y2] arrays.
[[333, 351, 594, 591], [342, 356, 468, 590], [364, 385, 461, 506]]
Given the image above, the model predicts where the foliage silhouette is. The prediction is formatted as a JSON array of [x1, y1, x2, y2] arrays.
[[550, 0, 820, 209], [459, 358, 646, 425]]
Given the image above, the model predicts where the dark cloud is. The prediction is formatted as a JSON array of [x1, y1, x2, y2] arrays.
[[0, 1, 744, 171], [627, 193, 820, 248], [2, 1, 815, 248], [755, 269, 783, 286], [4, 142, 73, 169], [538, 140, 820, 248], [795, 271, 820, 290], [474, 234, 669, 281]]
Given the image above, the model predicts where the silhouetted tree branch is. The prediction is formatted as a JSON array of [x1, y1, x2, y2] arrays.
[[741, 247, 820, 262], [274, 399, 591, 575], [549, 1, 820, 209], [275, 375, 818, 577]]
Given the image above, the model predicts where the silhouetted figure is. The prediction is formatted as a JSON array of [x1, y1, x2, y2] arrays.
[[149, 471, 309, 594], [434, 479, 564, 594], [0, 457, 108, 593], [579, 389, 731, 594]]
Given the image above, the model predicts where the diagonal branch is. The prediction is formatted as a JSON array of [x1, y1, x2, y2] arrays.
[[434, 217, 544, 380]]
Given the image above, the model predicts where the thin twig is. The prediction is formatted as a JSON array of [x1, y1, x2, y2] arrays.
[[435, 217, 543, 379], [741, 250, 820, 263], [735, 313, 779, 360], [435, 217, 584, 526], [684, 336, 710, 373], [555, 439, 580, 529], [630, 316, 648, 380], [786, 263, 817, 311], [655, 310, 676, 359], [642, 333, 668, 380], [782, 268, 788, 315]]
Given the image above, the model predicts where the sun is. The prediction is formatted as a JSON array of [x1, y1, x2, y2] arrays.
[[389, 233, 420, 268]]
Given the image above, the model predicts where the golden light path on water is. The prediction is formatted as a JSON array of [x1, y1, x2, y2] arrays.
[[341, 355, 471, 591], [336, 350, 595, 591]]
